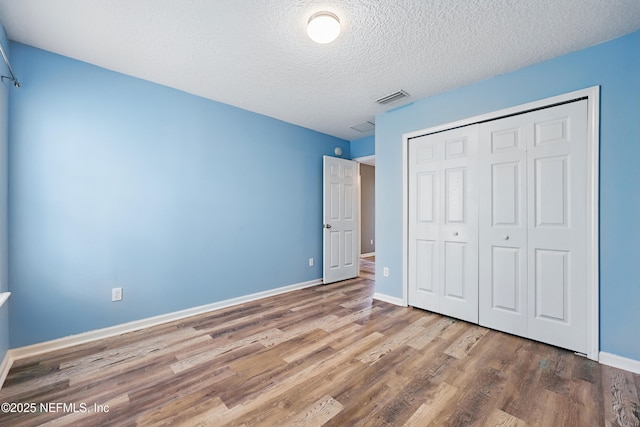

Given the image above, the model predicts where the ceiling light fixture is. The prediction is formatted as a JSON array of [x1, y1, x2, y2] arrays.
[[307, 12, 341, 44]]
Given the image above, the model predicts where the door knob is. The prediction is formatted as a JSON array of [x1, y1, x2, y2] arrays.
[[325, 224, 332, 229], [453, 231, 458, 236], [504, 235, 509, 240]]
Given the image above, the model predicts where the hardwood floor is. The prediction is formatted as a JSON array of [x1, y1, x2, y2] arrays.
[[1, 256, 639, 426]]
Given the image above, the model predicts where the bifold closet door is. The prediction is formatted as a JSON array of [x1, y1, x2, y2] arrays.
[[408, 126, 479, 323], [478, 115, 529, 337], [479, 100, 589, 354], [526, 100, 588, 353]]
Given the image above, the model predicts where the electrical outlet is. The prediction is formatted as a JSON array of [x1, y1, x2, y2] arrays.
[[112, 287, 122, 302], [309, 257, 314, 267], [383, 267, 389, 277]]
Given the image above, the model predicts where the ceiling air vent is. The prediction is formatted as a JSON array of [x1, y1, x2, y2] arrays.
[[350, 121, 375, 133], [376, 90, 409, 105]]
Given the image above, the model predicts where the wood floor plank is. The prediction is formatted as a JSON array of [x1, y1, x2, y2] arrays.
[[443, 324, 488, 359], [357, 315, 431, 364], [487, 345, 540, 411], [403, 381, 460, 427], [160, 396, 228, 427], [285, 395, 344, 426], [574, 381, 605, 426], [319, 305, 383, 332], [444, 367, 504, 426], [2, 327, 203, 398], [603, 366, 640, 427], [406, 316, 459, 350], [40, 393, 130, 427], [170, 327, 283, 374], [281, 325, 354, 364], [224, 352, 365, 426], [1, 259, 639, 426], [482, 408, 528, 427], [258, 314, 339, 347], [214, 332, 384, 425]]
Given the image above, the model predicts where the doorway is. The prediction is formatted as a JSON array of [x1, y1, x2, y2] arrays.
[[353, 155, 375, 260]]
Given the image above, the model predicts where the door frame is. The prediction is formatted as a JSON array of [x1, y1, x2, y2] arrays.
[[353, 155, 375, 257], [402, 86, 600, 360]]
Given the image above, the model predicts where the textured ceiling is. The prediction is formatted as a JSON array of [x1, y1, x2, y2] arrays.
[[0, 1, 639, 140]]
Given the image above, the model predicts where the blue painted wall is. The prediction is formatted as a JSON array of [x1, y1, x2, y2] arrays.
[[350, 135, 374, 159], [375, 30, 640, 362], [8, 43, 349, 347], [0, 23, 9, 362]]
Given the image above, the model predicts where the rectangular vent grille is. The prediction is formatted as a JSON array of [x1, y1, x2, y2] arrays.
[[350, 121, 375, 132], [376, 90, 409, 105]]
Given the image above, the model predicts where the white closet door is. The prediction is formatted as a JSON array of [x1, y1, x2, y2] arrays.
[[479, 116, 529, 336], [527, 100, 588, 354], [408, 126, 478, 323], [408, 133, 441, 313], [479, 100, 589, 354]]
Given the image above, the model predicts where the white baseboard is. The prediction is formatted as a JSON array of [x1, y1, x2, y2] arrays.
[[372, 292, 406, 307], [5, 278, 323, 367], [599, 351, 640, 375], [360, 252, 375, 258]]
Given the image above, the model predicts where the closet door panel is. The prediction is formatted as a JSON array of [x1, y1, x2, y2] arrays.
[[479, 117, 528, 336], [527, 100, 588, 354], [415, 239, 436, 294], [439, 127, 478, 323], [491, 246, 521, 312], [409, 126, 478, 323], [409, 134, 442, 312]]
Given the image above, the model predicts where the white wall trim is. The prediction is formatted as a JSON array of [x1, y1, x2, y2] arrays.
[[0, 293, 11, 387], [0, 292, 10, 309], [5, 278, 322, 365], [599, 352, 640, 375], [401, 114, 410, 307], [586, 87, 600, 361], [402, 86, 600, 360], [360, 252, 375, 258], [373, 292, 406, 307], [352, 155, 375, 166], [0, 351, 13, 390]]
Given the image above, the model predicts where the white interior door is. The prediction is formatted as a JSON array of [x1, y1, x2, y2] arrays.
[[526, 100, 588, 354], [323, 156, 360, 284], [479, 115, 529, 337], [408, 126, 479, 323]]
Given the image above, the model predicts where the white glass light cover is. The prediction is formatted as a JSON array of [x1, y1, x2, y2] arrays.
[[307, 12, 341, 44]]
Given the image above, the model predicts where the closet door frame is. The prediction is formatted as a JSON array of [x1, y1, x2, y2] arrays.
[[402, 86, 600, 361]]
